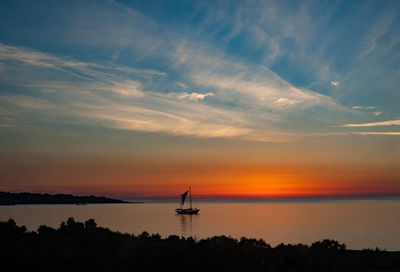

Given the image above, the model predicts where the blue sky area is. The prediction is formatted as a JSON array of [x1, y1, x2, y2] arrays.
[[0, 0, 400, 142]]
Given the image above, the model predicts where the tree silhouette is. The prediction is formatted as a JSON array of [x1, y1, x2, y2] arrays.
[[1, 218, 399, 272]]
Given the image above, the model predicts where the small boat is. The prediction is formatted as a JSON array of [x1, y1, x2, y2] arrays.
[[175, 186, 199, 214]]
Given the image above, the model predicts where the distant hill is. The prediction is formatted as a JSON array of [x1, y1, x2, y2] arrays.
[[0, 191, 131, 205]]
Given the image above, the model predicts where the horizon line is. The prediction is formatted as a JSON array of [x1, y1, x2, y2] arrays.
[[4, 191, 400, 200], [123, 194, 400, 200]]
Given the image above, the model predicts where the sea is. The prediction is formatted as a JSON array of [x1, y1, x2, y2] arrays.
[[1, 198, 400, 251]]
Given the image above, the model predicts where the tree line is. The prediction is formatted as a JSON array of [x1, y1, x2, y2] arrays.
[[1, 218, 399, 271]]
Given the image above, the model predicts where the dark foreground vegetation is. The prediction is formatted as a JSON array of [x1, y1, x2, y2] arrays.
[[0, 191, 131, 205], [1, 218, 399, 272]]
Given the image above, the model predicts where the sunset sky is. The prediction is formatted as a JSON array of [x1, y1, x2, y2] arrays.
[[0, 0, 400, 198]]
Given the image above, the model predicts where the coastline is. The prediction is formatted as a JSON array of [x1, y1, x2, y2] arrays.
[[0, 191, 142, 205]]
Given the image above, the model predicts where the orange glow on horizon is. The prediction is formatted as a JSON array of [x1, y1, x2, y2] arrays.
[[1, 154, 399, 199]]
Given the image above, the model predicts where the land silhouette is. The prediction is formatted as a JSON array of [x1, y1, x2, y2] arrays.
[[0, 191, 135, 205], [1, 218, 399, 271]]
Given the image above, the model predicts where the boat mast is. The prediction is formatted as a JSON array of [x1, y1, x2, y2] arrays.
[[189, 186, 192, 209]]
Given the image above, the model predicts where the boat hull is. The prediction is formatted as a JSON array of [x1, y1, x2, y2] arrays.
[[175, 208, 199, 214]]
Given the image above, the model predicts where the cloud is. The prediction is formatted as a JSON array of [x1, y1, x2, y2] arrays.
[[104, 80, 144, 97], [0, 42, 166, 82], [177, 82, 188, 89], [274, 97, 298, 106], [349, 132, 400, 136], [0, 43, 286, 141], [307, 131, 400, 137], [0, 90, 255, 140], [197, 0, 400, 118], [0, 95, 59, 111], [76, 103, 252, 138], [176, 92, 214, 101], [341, 120, 400, 127], [0, 42, 87, 68], [352, 106, 376, 110], [174, 42, 340, 111], [330, 81, 340, 87], [113, 66, 167, 77], [0, 37, 359, 142], [3, 17, 381, 143], [0, 43, 56, 68], [191, 72, 338, 110]]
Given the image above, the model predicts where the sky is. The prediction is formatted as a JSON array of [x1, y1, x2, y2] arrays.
[[0, 0, 400, 198]]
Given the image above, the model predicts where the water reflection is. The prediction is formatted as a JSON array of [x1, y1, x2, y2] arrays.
[[1, 201, 400, 250], [177, 214, 197, 236]]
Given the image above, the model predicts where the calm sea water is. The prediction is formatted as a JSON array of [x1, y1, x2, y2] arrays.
[[1, 198, 400, 250]]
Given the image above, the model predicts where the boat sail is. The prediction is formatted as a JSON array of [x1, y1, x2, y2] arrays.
[[175, 186, 199, 214]]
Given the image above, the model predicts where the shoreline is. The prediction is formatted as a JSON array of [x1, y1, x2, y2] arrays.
[[0, 191, 138, 205], [0, 202, 143, 206]]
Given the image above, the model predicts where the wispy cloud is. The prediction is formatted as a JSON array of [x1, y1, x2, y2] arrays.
[[350, 132, 400, 136], [103, 80, 144, 97], [176, 82, 188, 90], [197, 0, 400, 116], [174, 42, 340, 111], [0, 35, 369, 142], [175, 92, 214, 101], [2, 0, 394, 143], [0, 95, 59, 111], [0, 42, 87, 68], [341, 120, 400, 127], [0, 43, 291, 141], [0, 88, 254, 140], [352, 106, 376, 110]]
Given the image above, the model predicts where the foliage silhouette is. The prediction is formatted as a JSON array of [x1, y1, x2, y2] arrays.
[[1, 218, 399, 272]]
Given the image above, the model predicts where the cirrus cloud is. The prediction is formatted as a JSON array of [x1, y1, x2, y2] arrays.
[[176, 92, 214, 101], [341, 119, 400, 127]]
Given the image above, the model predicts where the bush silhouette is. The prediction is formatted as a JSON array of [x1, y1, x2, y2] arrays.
[[1, 218, 399, 272]]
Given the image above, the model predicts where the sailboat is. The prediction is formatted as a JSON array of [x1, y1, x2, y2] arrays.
[[175, 186, 200, 214]]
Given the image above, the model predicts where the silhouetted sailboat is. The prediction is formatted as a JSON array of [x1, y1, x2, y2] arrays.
[[175, 186, 199, 214]]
